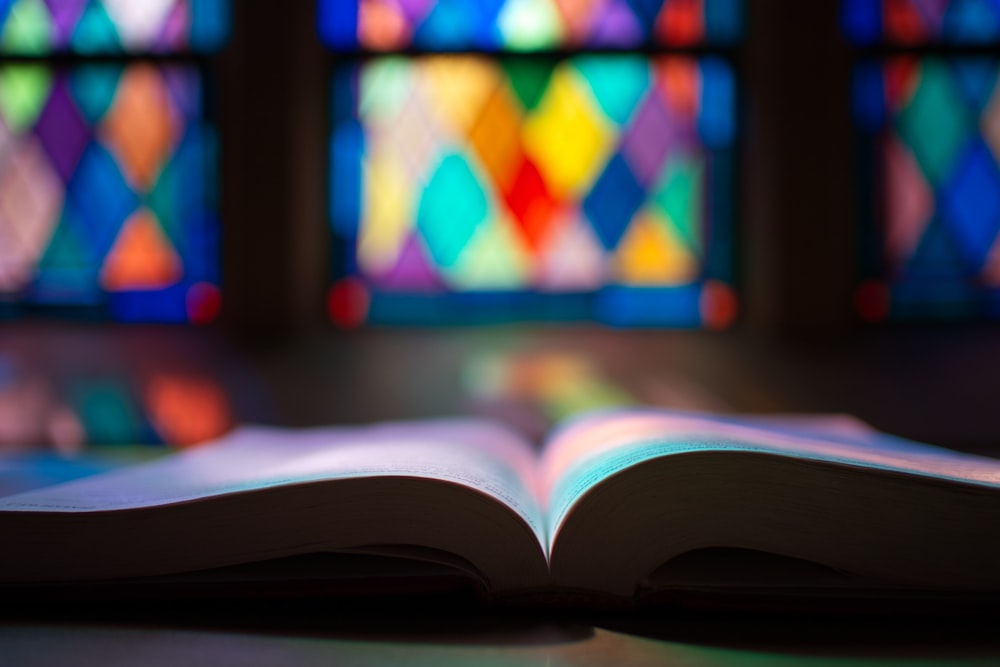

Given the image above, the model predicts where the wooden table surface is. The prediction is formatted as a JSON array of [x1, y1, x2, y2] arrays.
[[4, 607, 1000, 666], [3, 323, 1000, 665]]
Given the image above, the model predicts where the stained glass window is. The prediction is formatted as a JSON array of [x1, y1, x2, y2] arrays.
[[844, 0, 1000, 45], [326, 1, 739, 328], [854, 59, 1000, 319], [848, 2, 1000, 320], [321, 0, 741, 51], [0, 2, 227, 323], [0, 0, 230, 54]]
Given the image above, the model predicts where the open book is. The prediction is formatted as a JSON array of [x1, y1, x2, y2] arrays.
[[2, 410, 1000, 607]]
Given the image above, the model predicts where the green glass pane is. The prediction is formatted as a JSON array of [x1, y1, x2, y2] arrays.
[[0, 64, 52, 132]]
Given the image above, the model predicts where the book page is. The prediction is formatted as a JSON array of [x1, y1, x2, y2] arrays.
[[541, 409, 1000, 548], [0, 420, 547, 549]]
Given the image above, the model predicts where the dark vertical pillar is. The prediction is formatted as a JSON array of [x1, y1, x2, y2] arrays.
[[742, 0, 857, 334], [217, 1, 329, 341]]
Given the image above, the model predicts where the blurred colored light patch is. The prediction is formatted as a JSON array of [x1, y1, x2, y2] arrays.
[[328, 278, 372, 328], [70, 378, 145, 445], [700, 280, 737, 330], [145, 374, 232, 447], [465, 351, 634, 423], [186, 282, 222, 324], [855, 280, 891, 323]]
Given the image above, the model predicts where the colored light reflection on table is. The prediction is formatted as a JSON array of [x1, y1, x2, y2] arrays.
[[5, 623, 991, 666], [0, 354, 233, 452], [464, 351, 634, 432], [331, 55, 737, 327]]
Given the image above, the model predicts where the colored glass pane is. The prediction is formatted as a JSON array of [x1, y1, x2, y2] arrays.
[[844, 0, 1000, 45], [0, 0, 230, 54], [330, 55, 735, 327], [854, 58, 1000, 319], [319, 0, 742, 51], [0, 63, 220, 323]]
